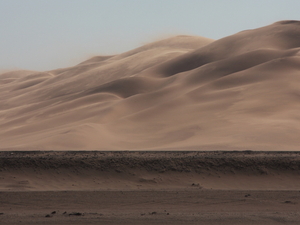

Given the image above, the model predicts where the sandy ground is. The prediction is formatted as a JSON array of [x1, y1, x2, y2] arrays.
[[1, 190, 300, 225], [1, 151, 300, 224], [1, 21, 300, 150]]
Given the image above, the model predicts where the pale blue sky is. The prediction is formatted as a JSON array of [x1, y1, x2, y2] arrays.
[[1, 0, 299, 71]]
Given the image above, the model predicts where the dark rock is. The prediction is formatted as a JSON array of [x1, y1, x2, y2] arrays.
[[69, 212, 84, 216]]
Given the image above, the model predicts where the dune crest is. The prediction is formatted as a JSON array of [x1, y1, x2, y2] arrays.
[[1, 21, 300, 150]]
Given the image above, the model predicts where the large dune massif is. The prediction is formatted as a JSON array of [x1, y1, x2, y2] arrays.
[[1, 21, 300, 150]]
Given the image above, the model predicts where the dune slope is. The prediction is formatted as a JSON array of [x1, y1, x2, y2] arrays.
[[1, 21, 300, 150]]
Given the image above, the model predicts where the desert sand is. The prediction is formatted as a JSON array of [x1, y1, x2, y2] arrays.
[[1, 20, 300, 224], [1, 151, 300, 224], [1, 20, 300, 150]]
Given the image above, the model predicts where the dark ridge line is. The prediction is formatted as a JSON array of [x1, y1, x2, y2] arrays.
[[1, 151, 300, 174], [3, 151, 300, 156], [2, 150, 300, 154]]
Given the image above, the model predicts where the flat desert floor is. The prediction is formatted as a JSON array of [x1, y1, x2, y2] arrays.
[[1, 151, 300, 224]]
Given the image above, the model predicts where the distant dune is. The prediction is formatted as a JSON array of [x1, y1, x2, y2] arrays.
[[1, 21, 300, 150]]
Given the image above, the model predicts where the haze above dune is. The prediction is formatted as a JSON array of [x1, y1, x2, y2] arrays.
[[1, 21, 300, 150]]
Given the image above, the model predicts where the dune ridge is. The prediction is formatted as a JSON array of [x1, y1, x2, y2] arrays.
[[1, 21, 300, 150]]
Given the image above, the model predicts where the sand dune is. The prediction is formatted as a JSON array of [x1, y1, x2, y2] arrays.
[[1, 21, 300, 150]]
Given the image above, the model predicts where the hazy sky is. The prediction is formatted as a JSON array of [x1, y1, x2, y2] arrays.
[[1, 0, 300, 71]]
